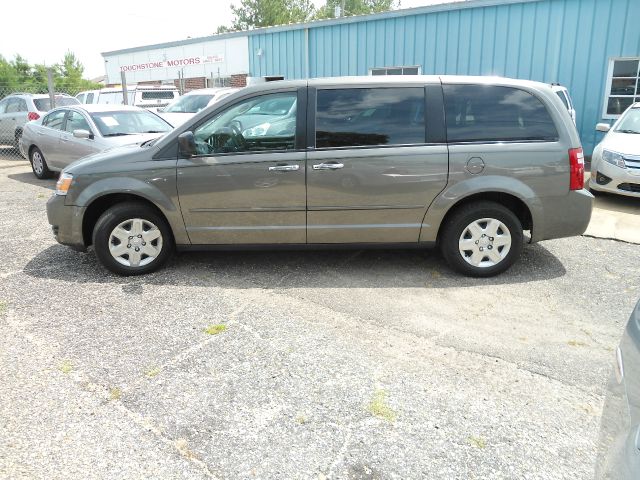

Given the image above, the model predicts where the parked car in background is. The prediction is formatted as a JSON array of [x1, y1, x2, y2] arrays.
[[157, 88, 239, 127], [46, 76, 592, 276], [590, 102, 640, 197], [0, 93, 79, 154], [76, 86, 180, 110], [596, 299, 640, 480], [76, 90, 100, 104], [21, 104, 172, 179], [551, 84, 577, 124]]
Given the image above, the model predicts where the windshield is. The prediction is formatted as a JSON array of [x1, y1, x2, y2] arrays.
[[614, 107, 640, 134], [34, 97, 80, 111], [164, 94, 214, 113], [90, 110, 172, 137]]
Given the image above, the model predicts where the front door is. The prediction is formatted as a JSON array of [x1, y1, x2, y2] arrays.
[[57, 110, 98, 168], [306, 85, 449, 243], [177, 88, 307, 245]]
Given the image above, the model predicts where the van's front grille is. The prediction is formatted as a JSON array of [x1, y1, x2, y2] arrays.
[[618, 183, 640, 193]]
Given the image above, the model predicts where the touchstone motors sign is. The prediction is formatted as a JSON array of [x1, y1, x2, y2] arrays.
[[120, 54, 225, 72]]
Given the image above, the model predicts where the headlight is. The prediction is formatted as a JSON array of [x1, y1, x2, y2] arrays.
[[55, 173, 74, 196], [602, 149, 626, 168], [243, 122, 271, 137]]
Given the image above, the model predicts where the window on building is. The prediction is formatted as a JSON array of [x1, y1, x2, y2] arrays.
[[443, 85, 559, 143], [370, 66, 421, 76], [603, 58, 640, 118], [315, 88, 426, 148]]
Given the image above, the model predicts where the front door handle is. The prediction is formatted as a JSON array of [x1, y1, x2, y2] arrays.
[[268, 164, 299, 172], [313, 163, 344, 170]]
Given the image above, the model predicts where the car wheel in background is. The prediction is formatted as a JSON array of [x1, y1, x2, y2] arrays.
[[29, 147, 53, 179], [440, 201, 523, 277], [92, 202, 174, 276], [14, 129, 25, 158]]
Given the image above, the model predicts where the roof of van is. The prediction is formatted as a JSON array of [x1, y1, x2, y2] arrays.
[[68, 104, 146, 113]]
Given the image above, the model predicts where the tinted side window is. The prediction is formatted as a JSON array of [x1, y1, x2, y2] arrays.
[[43, 110, 67, 130], [86, 93, 94, 103], [193, 92, 297, 155], [444, 85, 559, 143], [316, 88, 425, 148]]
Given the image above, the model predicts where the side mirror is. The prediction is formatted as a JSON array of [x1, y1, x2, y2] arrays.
[[596, 123, 610, 133], [178, 131, 197, 157], [73, 129, 93, 139]]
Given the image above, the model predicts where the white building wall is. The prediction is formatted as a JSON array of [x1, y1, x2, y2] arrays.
[[103, 36, 249, 84]]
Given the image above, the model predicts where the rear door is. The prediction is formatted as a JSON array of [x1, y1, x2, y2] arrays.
[[177, 87, 307, 245], [306, 83, 449, 243], [0, 98, 10, 143], [38, 109, 68, 167]]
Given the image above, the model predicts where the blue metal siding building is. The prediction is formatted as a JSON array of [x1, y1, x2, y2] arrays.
[[248, 0, 640, 154]]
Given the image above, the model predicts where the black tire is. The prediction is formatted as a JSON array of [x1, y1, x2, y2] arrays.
[[92, 202, 174, 276], [29, 147, 53, 179], [439, 201, 523, 277], [15, 129, 25, 158]]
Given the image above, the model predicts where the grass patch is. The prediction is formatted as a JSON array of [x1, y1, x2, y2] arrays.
[[59, 360, 73, 374], [109, 387, 122, 401], [0, 301, 6, 316], [367, 389, 397, 422], [567, 340, 587, 347], [468, 435, 487, 449], [204, 324, 227, 335], [295, 414, 307, 425], [145, 367, 161, 378]]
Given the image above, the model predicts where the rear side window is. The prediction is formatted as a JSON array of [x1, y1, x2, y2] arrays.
[[140, 91, 175, 100], [42, 110, 67, 130], [86, 93, 95, 103], [316, 88, 425, 148], [34, 97, 79, 111], [556, 91, 569, 109], [444, 85, 559, 143]]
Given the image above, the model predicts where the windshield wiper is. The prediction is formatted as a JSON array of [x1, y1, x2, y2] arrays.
[[616, 129, 640, 134], [103, 132, 134, 137], [142, 130, 166, 133]]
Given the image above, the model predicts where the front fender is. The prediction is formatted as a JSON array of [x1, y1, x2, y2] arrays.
[[419, 175, 542, 242], [67, 168, 190, 246]]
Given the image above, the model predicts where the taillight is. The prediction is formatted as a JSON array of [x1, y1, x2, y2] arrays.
[[27, 112, 40, 121], [569, 147, 584, 190]]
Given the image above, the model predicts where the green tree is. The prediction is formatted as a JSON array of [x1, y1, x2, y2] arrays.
[[314, 0, 398, 19], [229, 0, 315, 30]]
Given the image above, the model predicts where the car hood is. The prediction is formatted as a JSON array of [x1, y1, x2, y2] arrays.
[[601, 131, 640, 156], [64, 133, 166, 175], [157, 112, 195, 127]]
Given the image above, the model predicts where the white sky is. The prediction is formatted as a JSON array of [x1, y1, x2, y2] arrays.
[[0, 0, 462, 79]]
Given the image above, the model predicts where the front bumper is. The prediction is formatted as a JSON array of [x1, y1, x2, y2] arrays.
[[590, 160, 640, 197], [46, 194, 87, 251]]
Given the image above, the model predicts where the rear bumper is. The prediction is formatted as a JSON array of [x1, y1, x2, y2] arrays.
[[532, 189, 593, 242], [46, 194, 87, 251]]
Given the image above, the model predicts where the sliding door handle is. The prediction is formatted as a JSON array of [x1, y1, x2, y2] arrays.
[[268, 164, 300, 172], [313, 163, 344, 170]]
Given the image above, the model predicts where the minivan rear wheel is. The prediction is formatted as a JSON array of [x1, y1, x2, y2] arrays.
[[440, 201, 523, 277], [92, 202, 173, 276]]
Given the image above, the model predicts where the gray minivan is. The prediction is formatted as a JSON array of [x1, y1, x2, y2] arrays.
[[46, 76, 593, 277]]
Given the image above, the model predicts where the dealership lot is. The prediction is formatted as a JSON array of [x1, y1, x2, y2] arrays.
[[1, 156, 639, 479]]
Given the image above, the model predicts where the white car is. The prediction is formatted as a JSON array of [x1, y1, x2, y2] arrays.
[[76, 86, 180, 110], [157, 88, 239, 127], [590, 102, 640, 197]]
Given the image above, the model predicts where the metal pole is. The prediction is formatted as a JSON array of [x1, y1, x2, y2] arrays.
[[120, 71, 128, 105], [341, 0, 345, 16], [46, 68, 55, 109]]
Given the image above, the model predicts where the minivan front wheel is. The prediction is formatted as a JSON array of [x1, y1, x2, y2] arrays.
[[440, 201, 523, 277], [93, 203, 173, 276]]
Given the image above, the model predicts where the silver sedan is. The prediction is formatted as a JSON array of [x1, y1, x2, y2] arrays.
[[20, 104, 173, 179]]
